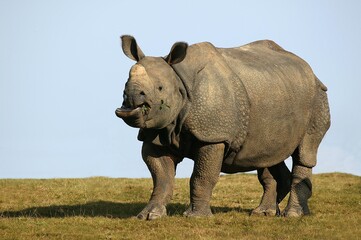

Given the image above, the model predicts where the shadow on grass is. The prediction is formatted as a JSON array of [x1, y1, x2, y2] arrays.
[[0, 201, 251, 219]]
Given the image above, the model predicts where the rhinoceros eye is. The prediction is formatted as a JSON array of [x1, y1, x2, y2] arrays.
[[158, 86, 163, 91]]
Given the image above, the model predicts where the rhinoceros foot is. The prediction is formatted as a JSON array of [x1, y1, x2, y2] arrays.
[[137, 203, 167, 220], [250, 205, 280, 217], [282, 204, 310, 217], [183, 204, 213, 218]]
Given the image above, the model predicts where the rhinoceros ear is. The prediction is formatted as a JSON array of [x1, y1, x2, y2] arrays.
[[165, 42, 188, 65], [121, 35, 145, 62]]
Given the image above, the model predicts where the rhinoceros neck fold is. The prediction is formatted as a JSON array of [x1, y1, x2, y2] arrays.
[[137, 101, 191, 151], [170, 65, 193, 102]]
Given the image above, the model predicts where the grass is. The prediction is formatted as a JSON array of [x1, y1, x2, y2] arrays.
[[0, 173, 360, 239]]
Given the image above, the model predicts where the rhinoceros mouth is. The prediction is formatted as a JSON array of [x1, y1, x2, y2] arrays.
[[116, 102, 151, 115], [115, 103, 151, 128]]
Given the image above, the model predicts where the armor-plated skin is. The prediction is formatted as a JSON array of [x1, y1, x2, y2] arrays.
[[115, 36, 330, 219]]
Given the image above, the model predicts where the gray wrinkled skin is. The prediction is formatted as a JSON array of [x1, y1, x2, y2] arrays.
[[115, 35, 330, 220]]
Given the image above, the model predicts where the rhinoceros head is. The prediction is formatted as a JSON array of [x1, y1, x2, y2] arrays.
[[115, 35, 188, 129]]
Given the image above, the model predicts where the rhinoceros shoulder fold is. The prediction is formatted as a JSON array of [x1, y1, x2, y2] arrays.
[[171, 41, 250, 151]]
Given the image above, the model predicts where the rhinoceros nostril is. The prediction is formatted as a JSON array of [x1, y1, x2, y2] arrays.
[[140, 91, 146, 96]]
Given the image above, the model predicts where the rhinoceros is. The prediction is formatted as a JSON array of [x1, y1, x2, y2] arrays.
[[115, 35, 330, 220]]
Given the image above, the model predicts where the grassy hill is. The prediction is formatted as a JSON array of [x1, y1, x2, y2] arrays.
[[0, 173, 360, 239]]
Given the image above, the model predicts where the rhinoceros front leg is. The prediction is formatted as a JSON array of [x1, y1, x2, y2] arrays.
[[184, 143, 224, 217], [138, 142, 180, 220]]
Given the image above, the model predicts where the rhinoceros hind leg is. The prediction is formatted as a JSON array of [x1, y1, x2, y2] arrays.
[[283, 132, 321, 217], [283, 83, 330, 217], [251, 167, 278, 216], [282, 164, 312, 217], [251, 161, 291, 216]]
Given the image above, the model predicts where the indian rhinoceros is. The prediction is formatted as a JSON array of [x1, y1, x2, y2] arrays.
[[115, 35, 330, 220]]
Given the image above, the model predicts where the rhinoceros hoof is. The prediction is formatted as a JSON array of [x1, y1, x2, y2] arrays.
[[250, 208, 278, 217], [282, 206, 310, 217], [137, 204, 167, 220], [251, 204, 280, 217], [183, 205, 213, 218]]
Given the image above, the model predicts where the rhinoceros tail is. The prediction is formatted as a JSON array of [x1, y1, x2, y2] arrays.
[[315, 76, 328, 91]]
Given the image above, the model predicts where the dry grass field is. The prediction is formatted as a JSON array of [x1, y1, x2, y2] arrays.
[[0, 173, 360, 239]]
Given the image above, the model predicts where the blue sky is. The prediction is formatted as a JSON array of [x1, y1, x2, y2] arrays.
[[1, 1, 360, 178]]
